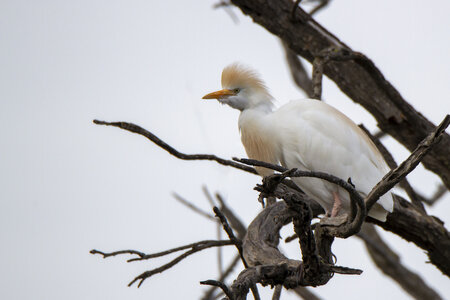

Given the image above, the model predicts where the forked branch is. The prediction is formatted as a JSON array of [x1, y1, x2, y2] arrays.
[[90, 239, 233, 287], [93, 116, 450, 275]]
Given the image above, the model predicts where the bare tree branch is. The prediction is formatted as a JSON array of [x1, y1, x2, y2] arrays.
[[369, 194, 450, 277], [357, 223, 442, 300], [292, 286, 323, 300], [282, 41, 314, 98], [213, 207, 261, 300], [213, 1, 240, 24], [173, 192, 216, 221], [359, 124, 427, 212], [93, 118, 449, 275], [90, 249, 146, 259], [309, 0, 330, 16], [366, 115, 450, 211], [91, 1, 450, 298], [272, 285, 282, 300], [91, 239, 234, 288], [202, 187, 225, 277], [226, 201, 361, 299], [422, 184, 447, 206], [228, 0, 450, 189], [215, 193, 248, 238], [201, 279, 234, 299], [93, 119, 257, 175], [202, 255, 241, 300]]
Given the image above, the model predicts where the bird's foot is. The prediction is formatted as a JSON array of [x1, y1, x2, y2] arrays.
[[330, 192, 342, 217]]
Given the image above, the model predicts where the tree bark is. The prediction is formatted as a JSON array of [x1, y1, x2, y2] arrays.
[[230, 0, 450, 188]]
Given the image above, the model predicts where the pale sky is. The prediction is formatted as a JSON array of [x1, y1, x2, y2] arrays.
[[1, 1, 449, 299]]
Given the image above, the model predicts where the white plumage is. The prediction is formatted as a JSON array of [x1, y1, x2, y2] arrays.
[[203, 63, 393, 221]]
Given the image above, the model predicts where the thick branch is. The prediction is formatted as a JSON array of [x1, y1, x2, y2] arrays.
[[229, 0, 450, 188], [368, 195, 450, 277], [358, 223, 442, 300], [94, 119, 450, 275], [239, 159, 366, 237], [229, 201, 361, 299]]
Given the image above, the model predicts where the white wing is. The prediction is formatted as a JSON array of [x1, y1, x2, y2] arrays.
[[272, 100, 393, 220]]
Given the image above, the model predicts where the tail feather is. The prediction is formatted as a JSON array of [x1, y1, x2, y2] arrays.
[[368, 203, 389, 222], [367, 193, 394, 222]]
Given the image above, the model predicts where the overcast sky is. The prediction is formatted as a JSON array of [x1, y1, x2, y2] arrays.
[[1, 1, 449, 299]]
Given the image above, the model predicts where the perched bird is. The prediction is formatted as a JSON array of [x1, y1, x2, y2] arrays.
[[203, 63, 393, 221]]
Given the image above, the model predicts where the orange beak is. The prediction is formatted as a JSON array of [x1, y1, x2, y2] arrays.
[[202, 89, 235, 99]]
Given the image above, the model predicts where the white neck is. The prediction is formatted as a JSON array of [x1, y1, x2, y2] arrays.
[[238, 105, 272, 130], [238, 106, 278, 176]]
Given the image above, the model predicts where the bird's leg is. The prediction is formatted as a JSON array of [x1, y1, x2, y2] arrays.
[[330, 192, 342, 217]]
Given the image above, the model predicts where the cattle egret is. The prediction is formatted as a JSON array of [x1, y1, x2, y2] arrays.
[[203, 63, 394, 222]]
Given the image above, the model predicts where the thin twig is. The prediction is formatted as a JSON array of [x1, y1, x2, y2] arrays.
[[309, 0, 331, 16], [127, 240, 234, 287], [285, 233, 298, 243], [366, 115, 450, 211], [358, 124, 426, 212], [215, 193, 247, 237], [282, 42, 314, 98], [202, 255, 241, 300], [312, 56, 325, 100], [93, 119, 257, 175], [292, 286, 323, 300], [203, 185, 217, 207], [272, 285, 282, 300], [213, 206, 260, 300], [173, 192, 216, 221], [291, 0, 303, 21], [90, 249, 146, 259], [200, 280, 234, 300], [311, 47, 358, 100], [422, 184, 447, 206], [213, 1, 239, 24], [201, 186, 225, 276], [213, 206, 247, 266], [91, 240, 233, 263], [238, 158, 366, 234], [373, 130, 387, 139]]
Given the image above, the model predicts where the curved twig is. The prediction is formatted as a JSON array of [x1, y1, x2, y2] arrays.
[[237, 159, 366, 237], [91, 239, 234, 288], [366, 115, 450, 211], [229, 0, 450, 188], [93, 118, 450, 274], [93, 119, 257, 175], [200, 280, 234, 299]]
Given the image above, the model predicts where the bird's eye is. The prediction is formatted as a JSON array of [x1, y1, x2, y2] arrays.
[[233, 88, 241, 94]]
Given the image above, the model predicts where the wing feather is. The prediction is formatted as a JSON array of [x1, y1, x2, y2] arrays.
[[272, 100, 393, 217]]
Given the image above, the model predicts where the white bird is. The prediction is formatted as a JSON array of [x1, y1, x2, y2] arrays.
[[203, 63, 393, 222]]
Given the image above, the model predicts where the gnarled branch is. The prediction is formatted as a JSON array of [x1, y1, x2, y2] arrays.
[[228, 0, 450, 189], [93, 118, 450, 275]]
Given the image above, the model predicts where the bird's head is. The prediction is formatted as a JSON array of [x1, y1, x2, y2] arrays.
[[202, 63, 273, 111]]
